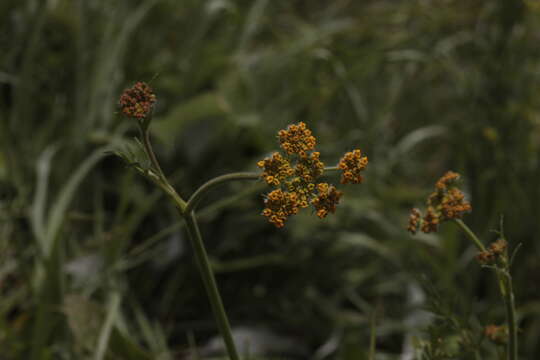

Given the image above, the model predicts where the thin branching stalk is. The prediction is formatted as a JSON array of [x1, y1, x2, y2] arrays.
[[137, 123, 187, 212], [186, 172, 260, 213], [135, 123, 238, 359], [132, 115, 349, 360]]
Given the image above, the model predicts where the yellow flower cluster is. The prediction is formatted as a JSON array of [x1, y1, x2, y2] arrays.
[[295, 152, 324, 183], [311, 183, 343, 219], [338, 149, 368, 184], [259, 122, 358, 228], [257, 152, 294, 186], [408, 171, 472, 234], [262, 189, 300, 228], [278, 122, 316, 157]]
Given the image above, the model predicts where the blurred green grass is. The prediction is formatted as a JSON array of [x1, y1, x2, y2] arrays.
[[1, 0, 540, 359]]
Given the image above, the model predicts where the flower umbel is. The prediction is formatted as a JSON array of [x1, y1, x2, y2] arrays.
[[338, 149, 368, 184], [408, 171, 471, 234], [119, 81, 156, 119], [258, 122, 367, 227]]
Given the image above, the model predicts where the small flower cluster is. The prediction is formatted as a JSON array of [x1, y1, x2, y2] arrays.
[[338, 149, 368, 184], [261, 189, 301, 228], [407, 171, 472, 234], [257, 153, 294, 186], [476, 238, 508, 265], [119, 82, 156, 119], [278, 122, 316, 157], [259, 122, 366, 228], [484, 324, 508, 345], [311, 183, 342, 219]]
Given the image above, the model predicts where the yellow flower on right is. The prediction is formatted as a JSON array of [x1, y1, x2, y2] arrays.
[[257, 122, 368, 228], [408, 171, 472, 234]]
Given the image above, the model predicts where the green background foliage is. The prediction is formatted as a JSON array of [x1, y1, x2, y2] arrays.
[[1, 0, 539, 358]]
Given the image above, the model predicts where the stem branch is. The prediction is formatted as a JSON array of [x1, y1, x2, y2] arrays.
[[453, 219, 486, 252], [186, 172, 260, 214]]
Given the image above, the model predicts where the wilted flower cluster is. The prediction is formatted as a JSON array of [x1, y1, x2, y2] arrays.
[[476, 238, 508, 265], [258, 122, 368, 228], [408, 171, 472, 234], [119, 81, 156, 119]]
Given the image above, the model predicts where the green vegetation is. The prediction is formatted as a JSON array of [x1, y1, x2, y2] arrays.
[[1, 0, 539, 359]]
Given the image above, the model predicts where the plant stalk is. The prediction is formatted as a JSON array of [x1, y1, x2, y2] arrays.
[[186, 172, 260, 213], [502, 269, 518, 360], [184, 211, 240, 360], [453, 219, 486, 252]]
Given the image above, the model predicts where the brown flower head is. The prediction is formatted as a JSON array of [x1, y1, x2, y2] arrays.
[[438, 187, 471, 219], [119, 82, 156, 119], [338, 149, 368, 184], [257, 152, 294, 186], [409, 171, 471, 235], [278, 122, 316, 157], [311, 183, 343, 219], [435, 171, 459, 190], [262, 189, 300, 228]]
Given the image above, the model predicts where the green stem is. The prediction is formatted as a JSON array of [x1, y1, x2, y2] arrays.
[[185, 172, 260, 213], [453, 219, 486, 252], [502, 270, 518, 360], [138, 124, 187, 212], [184, 211, 240, 360], [324, 166, 340, 172]]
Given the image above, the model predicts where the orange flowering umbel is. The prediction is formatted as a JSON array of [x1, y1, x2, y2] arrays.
[[119, 82, 156, 119], [338, 149, 368, 184], [408, 171, 471, 234], [259, 122, 367, 227]]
